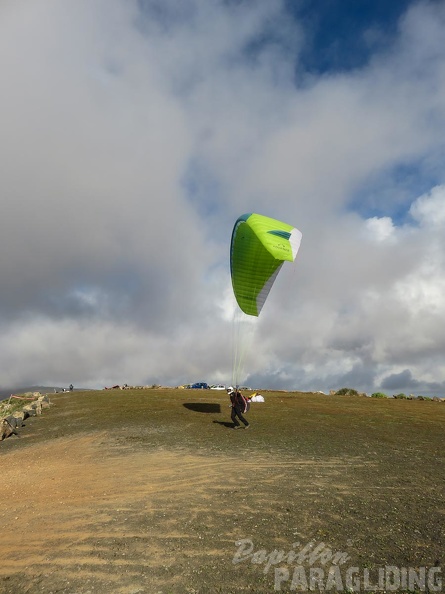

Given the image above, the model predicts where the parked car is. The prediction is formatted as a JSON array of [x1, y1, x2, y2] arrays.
[[210, 384, 226, 390], [190, 382, 209, 389]]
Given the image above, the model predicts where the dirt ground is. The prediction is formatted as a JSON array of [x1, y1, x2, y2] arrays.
[[0, 389, 444, 593]]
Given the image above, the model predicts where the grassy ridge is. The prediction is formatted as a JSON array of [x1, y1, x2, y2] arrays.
[[6, 387, 444, 478], [20, 387, 443, 454]]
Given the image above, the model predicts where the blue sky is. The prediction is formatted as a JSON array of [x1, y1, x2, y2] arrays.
[[1, 0, 445, 396], [294, 0, 414, 74]]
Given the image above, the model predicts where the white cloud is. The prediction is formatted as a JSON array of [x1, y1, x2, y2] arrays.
[[365, 216, 395, 242], [409, 185, 445, 226]]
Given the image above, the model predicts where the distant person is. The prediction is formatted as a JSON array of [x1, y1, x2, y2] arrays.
[[69, 384, 73, 391], [228, 387, 250, 430]]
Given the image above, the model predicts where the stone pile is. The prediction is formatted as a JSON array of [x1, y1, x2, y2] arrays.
[[0, 393, 52, 441]]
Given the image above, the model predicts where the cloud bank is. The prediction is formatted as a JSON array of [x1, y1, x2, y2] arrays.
[[1, 0, 445, 395]]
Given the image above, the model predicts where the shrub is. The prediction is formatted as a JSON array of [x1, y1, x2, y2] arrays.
[[335, 388, 359, 396], [0, 397, 25, 416], [393, 393, 407, 399], [371, 392, 387, 398]]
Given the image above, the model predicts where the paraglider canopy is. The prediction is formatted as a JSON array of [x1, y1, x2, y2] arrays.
[[230, 213, 302, 316]]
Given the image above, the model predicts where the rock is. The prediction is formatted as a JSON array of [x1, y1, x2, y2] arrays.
[[0, 419, 18, 440], [4, 415, 23, 430], [23, 405, 36, 417]]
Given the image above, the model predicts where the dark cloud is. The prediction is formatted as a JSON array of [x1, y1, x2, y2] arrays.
[[381, 369, 419, 391]]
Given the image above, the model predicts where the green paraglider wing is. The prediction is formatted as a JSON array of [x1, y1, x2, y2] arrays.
[[230, 213, 302, 316]]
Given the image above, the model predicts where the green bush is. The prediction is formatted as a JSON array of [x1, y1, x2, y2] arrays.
[[0, 397, 26, 417], [335, 388, 359, 396], [371, 392, 387, 398], [393, 393, 407, 399]]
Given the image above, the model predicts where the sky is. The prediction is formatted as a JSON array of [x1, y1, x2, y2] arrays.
[[1, 0, 445, 396]]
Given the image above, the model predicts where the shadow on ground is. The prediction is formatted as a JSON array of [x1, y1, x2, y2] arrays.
[[183, 402, 221, 413], [213, 420, 234, 428]]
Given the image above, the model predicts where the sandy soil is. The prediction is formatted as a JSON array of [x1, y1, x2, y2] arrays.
[[0, 433, 373, 593]]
